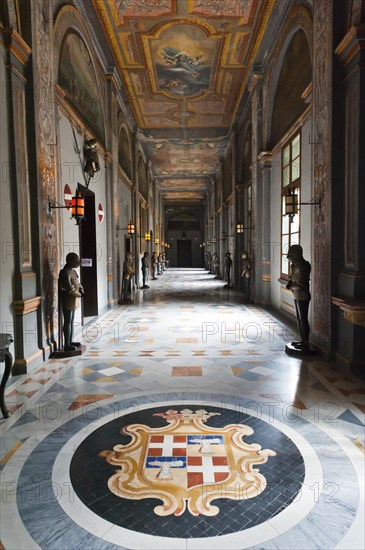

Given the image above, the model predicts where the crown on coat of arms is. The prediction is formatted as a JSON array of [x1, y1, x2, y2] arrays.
[[154, 408, 220, 422]]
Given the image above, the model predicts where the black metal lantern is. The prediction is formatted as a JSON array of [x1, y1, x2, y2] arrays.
[[71, 192, 85, 225]]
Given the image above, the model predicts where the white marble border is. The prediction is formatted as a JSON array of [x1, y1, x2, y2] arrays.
[[53, 400, 322, 550]]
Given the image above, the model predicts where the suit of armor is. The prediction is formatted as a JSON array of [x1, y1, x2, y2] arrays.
[[122, 252, 135, 302], [286, 245, 311, 351], [141, 252, 150, 289], [58, 253, 84, 351]]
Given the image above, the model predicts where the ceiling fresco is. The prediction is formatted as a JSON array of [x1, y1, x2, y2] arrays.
[[93, 0, 274, 203]]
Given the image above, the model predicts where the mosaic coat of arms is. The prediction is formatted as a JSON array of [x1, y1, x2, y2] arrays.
[[100, 409, 276, 516]]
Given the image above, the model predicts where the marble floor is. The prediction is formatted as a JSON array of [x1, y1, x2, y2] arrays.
[[0, 268, 364, 549]]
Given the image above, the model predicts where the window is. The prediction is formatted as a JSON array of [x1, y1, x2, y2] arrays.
[[281, 132, 301, 277], [247, 183, 252, 253]]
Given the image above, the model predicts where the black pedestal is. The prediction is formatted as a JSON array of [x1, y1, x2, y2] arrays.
[[50, 344, 85, 359], [285, 342, 317, 356]]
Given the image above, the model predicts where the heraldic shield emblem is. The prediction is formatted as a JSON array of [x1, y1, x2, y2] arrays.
[[100, 409, 276, 517]]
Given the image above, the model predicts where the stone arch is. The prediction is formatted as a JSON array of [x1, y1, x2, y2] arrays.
[[263, 5, 313, 149], [53, 5, 106, 144]]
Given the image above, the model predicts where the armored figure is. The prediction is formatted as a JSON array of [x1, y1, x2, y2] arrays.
[[206, 251, 213, 273], [241, 250, 252, 301], [286, 244, 311, 352], [224, 251, 233, 287], [58, 253, 84, 351], [151, 252, 158, 280], [121, 251, 135, 302], [214, 252, 221, 279], [141, 252, 150, 289]]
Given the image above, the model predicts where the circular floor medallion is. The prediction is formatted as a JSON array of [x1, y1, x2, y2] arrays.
[[69, 404, 305, 538]]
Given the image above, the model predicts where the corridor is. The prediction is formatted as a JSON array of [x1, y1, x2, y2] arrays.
[[1, 269, 364, 549]]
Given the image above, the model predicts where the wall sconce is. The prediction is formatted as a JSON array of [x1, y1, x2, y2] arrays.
[[48, 190, 85, 226], [236, 222, 253, 233], [155, 238, 159, 245], [71, 192, 85, 225], [145, 232, 151, 242], [285, 190, 321, 222], [116, 220, 135, 234]]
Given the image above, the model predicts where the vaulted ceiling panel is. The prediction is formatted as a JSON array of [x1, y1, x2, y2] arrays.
[[93, 0, 273, 201]]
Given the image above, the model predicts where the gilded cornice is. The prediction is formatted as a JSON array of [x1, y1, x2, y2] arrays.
[[332, 297, 365, 328], [3, 27, 31, 65], [13, 296, 41, 316], [335, 24, 365, 67], [257, 150, 272, 168]]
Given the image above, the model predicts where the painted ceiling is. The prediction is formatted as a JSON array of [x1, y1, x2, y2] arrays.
[[93, 0, 274, 204]]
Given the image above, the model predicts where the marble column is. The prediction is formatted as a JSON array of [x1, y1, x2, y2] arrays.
[[258, 151, 273, 305]]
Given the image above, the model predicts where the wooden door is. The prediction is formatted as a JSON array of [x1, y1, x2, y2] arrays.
[[78, 184, 98, 319]]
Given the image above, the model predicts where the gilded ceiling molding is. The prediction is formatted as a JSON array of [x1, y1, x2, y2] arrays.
[[332, 297, 365, 328]]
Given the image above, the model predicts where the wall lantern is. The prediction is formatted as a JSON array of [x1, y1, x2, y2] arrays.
[[236, 222, 253, 233], [145, 232, 151, 242], [155, 238, 159, 245], [48, 190, 85, 225], [116, 220, 135, 234], [71, 192, 85, 225], [285, 189, 321, 222]]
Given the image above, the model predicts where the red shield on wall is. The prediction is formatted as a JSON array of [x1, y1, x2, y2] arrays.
[[64, 184, 72, 210], [98, 203, 104, 223]]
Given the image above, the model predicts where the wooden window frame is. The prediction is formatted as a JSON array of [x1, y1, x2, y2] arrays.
[[281, 131, 301, 279]]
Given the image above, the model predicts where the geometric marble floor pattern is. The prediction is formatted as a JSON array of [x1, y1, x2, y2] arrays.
[[1, 269, 364, 549]]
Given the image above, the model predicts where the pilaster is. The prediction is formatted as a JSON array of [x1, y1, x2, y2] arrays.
[[332, 23, 365, 375], [3, 27, 42, 374], [311, 0, 333, 353]]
